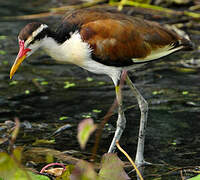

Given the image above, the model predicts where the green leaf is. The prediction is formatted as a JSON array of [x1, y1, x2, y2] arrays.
[[182, 91, 189, 95], [0, 148, 51, 180], [2, 60, 8, 65], [98, 153, 130, 180], [152, 90, 163, 95], [92, 109, 102, 113], [0, 35, 7, 40], [188, 174, 200, 180], [98, 81, 105, 85], [77, 118, 96, 149], [0, 50, 6, 55], [64, 81, 75, 89], [25, 90, 30, 95], [82, 113, 92, 118], [32, 139, 55, 146], [59, 116, 68, 121], [27, 172, 50, 180], [9, 81, 18, 86], [86, 77, 93, 82], [40, 81, 49, 85], [70, 160, 97, 180]]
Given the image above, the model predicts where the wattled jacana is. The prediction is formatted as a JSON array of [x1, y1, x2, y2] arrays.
[[10, 9, 193, 166]]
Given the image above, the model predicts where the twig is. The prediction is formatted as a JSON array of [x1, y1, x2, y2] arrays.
[[116, 141, 144, 180], [109, 0, 200, 19], [50, 0, 107, 12], [91, 99, 118, 160], [1, 12, 60, 21], [0, 0, 107, 21], [40, 162, 66, 173], [9, 118, 20, 153]]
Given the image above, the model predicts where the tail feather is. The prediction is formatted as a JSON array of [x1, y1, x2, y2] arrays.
[[179, 38, 195, 51]]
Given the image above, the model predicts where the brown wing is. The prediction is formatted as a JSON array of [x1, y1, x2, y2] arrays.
[[80, 18, 181, 66], [62, 9, 191, 66]]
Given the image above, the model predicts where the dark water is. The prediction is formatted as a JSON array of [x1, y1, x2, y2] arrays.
[[0, 1, 200, 179]]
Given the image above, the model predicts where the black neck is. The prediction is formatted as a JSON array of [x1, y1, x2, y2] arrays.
[[47, 22, 80, 44]]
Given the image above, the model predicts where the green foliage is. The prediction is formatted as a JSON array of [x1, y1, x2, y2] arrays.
[[70, 160, 98, 180], [99, 153, 130, 180], [0, 35, 7, 40], [86, 77, 93, 82], [9, 80, 18, 86], [0, 148, 50, 180], [98, 81, 105, 85], [64, 81, 76, 89], [152, 90, 164, 95], [182, 91, 189, 95], [56, 165, 74, 180], [109, 0, 200, 18], [2, 60, 8, 65], [70, 154, 130, 180], [0, 50, 6, 55], [82, 113, 92, 118], [188, 175, 200, 180], [59, 116, 68, 120], [77, 118, 97, 149], [40, 81, 49, 85], [0, 146, 130, 180], [92, 109, 102, 113], [32, 139, 55, 146], [25, 90, 30, 94]]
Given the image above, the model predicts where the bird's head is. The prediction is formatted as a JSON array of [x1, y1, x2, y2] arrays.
[[10, 22, 49, 79]]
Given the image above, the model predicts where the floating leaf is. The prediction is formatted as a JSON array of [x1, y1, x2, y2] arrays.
[[0, 35, 7, 40], [182, 91, 189, 95], [171, 142, 176, 146], [81, 113, 92, 118], [98, 153, 130, 180], [25, 90, 30, 94], [64, 81, 75, 89], [33, 139, 55, 146], [86, 77, 93, 82], [9, 81, 18, 86], [0, 50, 6, 55], [59, 116, 68, 121], [77, 118, 96, 149], [2, 60, 8, 65], [92, 109, 102, 113], [34, 78, 45, 82], [40, 81, 49, 85], [152, 90, 163, 95], [98, 81, 105, 85]]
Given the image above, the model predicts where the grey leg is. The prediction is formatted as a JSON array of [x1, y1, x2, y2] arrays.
[[108, 78, 126, 153], [126, 75, 149, 167]]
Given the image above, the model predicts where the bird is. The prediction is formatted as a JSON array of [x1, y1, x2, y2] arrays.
[[10, 8, 193, 166]]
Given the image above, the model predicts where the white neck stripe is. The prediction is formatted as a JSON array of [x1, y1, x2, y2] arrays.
[[25, 24, 48, 47]]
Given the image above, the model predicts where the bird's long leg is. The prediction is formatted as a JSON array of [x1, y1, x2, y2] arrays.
[[126, 75, 148, 167], [108, 71, 127, 153]]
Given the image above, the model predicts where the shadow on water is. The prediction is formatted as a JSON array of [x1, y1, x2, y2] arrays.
[[0, 1, 200, 179]]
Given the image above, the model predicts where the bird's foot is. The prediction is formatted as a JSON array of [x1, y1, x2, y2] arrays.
[[135, 159, 152, 167]]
